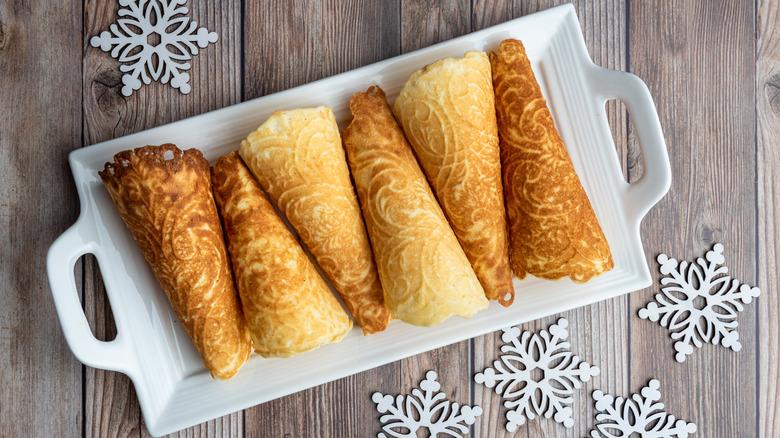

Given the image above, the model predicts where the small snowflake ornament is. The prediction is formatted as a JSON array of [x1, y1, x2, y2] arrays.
[[639, 243, 760, 362], [590, 379, 697, 438], [90, 0, 218, 96], [474, 318, 599, 431], [372, 370, 482, 438]]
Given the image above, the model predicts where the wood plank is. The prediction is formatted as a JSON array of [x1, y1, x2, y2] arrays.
[[242, 1, 324, 435], [469, 1, 629, 437], [628, 1, 758, 437], [757, 0, 780, 436], [141, 415, 242, 438], [242, 1, 401, 436], [397, 1, 476, 437], [400, 0, 470, 53], [82, 255, 141, 438], [0, 0, 83, 436], [243, 0, 322, 98], [471, 0, 512, 31], [82, 0, 243, 436], [322, 0, 401, 76]]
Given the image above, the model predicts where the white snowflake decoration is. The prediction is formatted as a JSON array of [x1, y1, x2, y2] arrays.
[[590, 379, 697, 438], [90, 0, 218, 96], [639, 243, 760, 362], [372, 370, 482, 438], [474, 318, 599, 431]]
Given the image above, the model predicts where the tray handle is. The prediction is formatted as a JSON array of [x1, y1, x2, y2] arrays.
[[586, 65, 672, 226], [47, 218, 136, 374]]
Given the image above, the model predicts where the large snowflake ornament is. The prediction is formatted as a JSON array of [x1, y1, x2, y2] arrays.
[[90, 0, 218, 96], [639, 243, 760, 362], [590, 379, 697, 438], [474, 318, 599, 431], [372, 370, 482, 438]]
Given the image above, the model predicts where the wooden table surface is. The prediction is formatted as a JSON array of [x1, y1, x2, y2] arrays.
[[2, 0, 778, 436]]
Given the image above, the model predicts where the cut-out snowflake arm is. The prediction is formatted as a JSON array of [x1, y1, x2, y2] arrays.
[[639, 243, 760, 362], [373, 393, 417, 438], [474, 318, 599, 431], [373, 370, 482, 438], [590, 379, 697, 438], [90, 0, 218, 96]]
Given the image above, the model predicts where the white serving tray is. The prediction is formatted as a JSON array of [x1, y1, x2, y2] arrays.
[[47, 4, 671, 436]]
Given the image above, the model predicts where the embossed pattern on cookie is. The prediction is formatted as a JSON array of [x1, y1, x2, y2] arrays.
[[99, 144, 251, 380], [394, 51, 514, 306], [212, 152, 352, 357], [240, 107, 390, 335], [344, 86, 488, 327], [491, 39, 613, 283]]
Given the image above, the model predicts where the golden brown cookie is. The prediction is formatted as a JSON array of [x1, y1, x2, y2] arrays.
[[491, 39, 614, 282], [343, 86, 488, 327], [239, 107, 390, 335], [211, 152, 352, 357], [393, 51, 514, 306], [99, 144, 251, 380]]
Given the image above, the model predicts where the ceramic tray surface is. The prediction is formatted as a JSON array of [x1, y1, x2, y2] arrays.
[[47, 4, 671, 436]]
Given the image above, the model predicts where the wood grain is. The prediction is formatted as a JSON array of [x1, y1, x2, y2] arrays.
[[82, 0, 243, 436], [0, 0, 83, 436], [397, 2, 476, 437], [468, 1, 629, 437], [757, 0, 780, 436], [400, 0, 470, 53], [242, 1, 401, 437], [629, 1, 758, 437], [243, 0, 322, 98]]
